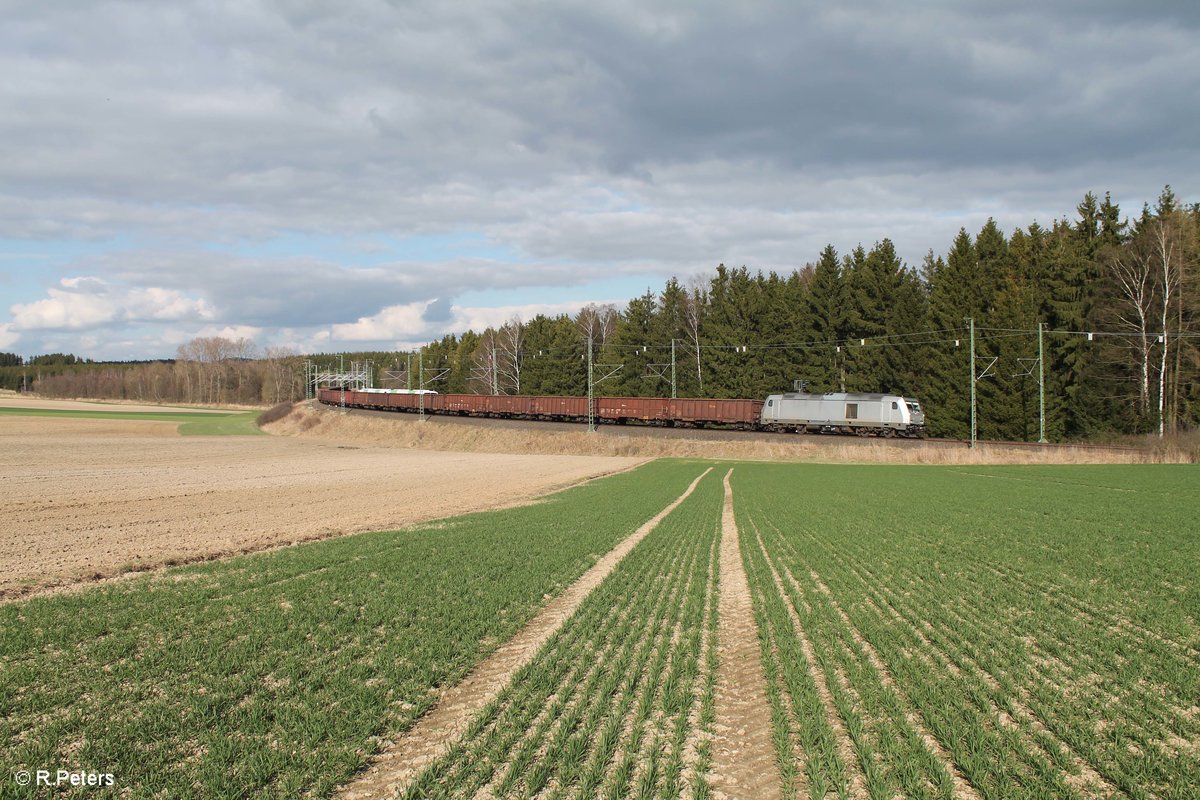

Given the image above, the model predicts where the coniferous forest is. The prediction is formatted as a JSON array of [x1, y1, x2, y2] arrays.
[[406, 189, 1198, 441], [12, 189, 1198, 442]]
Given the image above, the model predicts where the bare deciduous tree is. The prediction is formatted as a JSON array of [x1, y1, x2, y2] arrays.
[[575, 303, 619, 363], [496, 316, 524, 394], [1108, 241, 1157, 416], [684, 275, 709, 390], [470, 329, 501, 394], [1150, 218, 1184, 435], [263, 346, 298, 404]]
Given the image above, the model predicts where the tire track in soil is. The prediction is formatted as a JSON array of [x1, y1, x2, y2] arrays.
[[710, 469, 782, 800], [335, 466, 714, 800]]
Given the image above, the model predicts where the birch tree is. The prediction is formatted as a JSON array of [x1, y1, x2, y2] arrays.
[[497, 315, 524, 394], [1150, 217, 1184, 435], [1107, 239, 1157, 416], [683, 275, 708, 391]]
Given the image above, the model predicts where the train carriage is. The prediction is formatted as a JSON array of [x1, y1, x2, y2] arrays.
[[597, 396, 672, 424], [530, 395, 588, 420], [667, 398, 763, 428], [316, 387, 924, 437]]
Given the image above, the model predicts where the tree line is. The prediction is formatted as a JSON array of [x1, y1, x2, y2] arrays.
[[385, 188, 1197, 440], [13, 338, 305, 406], [11, 188, 1196, 441]]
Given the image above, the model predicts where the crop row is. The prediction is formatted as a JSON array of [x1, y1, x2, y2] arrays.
[[402, 468, 725, 799], [732, 463, 1199, 800], [0, 460, 708, 799]]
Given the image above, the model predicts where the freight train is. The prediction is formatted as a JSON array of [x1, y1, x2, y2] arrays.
[[317, 387, 926, 437]]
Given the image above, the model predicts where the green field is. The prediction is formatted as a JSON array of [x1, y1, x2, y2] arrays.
[[403, 468, 724, 799], [0, 405, 263, 435], [2, 461, 1197, 798], [0, 461, 705, 798], [734, 464, 1199, 799]]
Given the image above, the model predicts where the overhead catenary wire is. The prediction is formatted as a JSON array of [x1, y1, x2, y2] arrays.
[[310, 320, 1196, 376]]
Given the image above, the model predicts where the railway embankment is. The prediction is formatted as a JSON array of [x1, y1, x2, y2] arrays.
[[265, 401, 1178, 464]]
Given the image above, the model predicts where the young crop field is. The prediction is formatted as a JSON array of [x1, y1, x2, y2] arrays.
[[396, 468, 724, 800], [0, 405, 263, 435], [734, 463, 1199, 800], [1, 460, 706, 798], [2, 459, 1197, 798]]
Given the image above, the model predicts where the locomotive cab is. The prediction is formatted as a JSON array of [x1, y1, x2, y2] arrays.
[[905, 400, 925, 427], [759, 391, 927, 437]]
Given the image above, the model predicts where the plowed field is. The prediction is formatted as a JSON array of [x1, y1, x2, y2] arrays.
[[0, 413, 643, 598]]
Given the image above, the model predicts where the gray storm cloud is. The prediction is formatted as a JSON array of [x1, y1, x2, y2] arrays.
[[1, 0, 1197, 357]]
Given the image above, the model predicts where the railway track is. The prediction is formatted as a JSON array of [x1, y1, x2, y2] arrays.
[[340, 405, 1145, 455]]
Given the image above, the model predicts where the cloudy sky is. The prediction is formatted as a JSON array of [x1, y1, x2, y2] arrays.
[[2, 1, 1197, 360]]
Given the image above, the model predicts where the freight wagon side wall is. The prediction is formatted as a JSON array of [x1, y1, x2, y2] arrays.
[[597, 397, 671, 421], [531, 396, 588, 417], [669, 398, 762, 424]]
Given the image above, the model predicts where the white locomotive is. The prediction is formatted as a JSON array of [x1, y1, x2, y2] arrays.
[[760, 392, 925, 437]]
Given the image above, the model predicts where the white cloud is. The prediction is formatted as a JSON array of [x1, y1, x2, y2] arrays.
[[325, 298, 601, 348], [449, 301, 600, 335], [12, 288, 116, 330], [330, 301, 431, 342], [9, 277, 215, 331], [197, 324, 263, 343], [0, 322, 18, 349]]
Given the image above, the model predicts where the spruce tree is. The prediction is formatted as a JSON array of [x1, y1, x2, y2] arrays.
[[923, 230, 977, 438], [650, 278, 690, 397], [604, 290, 658, 396], [523, 315, 585, 395], [702, 265, 769, 398], [802, 245, 847, 391], [845, 240, 902, 392]]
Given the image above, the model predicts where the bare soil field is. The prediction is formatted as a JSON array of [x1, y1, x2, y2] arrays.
[[0, 415, 644, 599]]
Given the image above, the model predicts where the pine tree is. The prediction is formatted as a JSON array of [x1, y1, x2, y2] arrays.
[[975, 218, 1011, 311], [1010, 223, 1066, 440], [420, 335, 458, 393], [449, 332, 478, 392], [520, 315, 557, 395], [890, 266, 930, 397], [780, 270, 814, 390], [757, 271, 807, 394], [978, 276, 1040, 440], [1064, 193, 1129, 434]]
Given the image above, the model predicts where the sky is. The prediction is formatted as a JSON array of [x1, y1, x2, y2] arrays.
[[1, 0, 1197, 361]]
